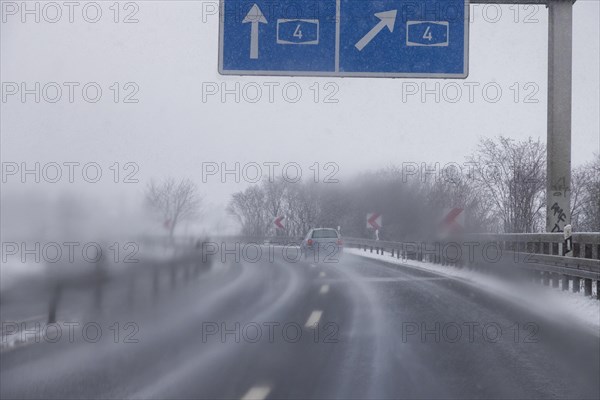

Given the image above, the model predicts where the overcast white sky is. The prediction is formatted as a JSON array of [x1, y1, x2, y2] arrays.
[[1, 0, 599, 214]]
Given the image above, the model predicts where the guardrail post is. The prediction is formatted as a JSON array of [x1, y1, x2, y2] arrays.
[[153, 265, 159, 303], [194, 259, 201, 278], [562, 274, 570, 291], [551, 274, 559, 288], [128, 273, 135, 309], [593, 244, 598, 260], [391, 248, 394, 257], [536, 270, 544, 284], [597, 281, 600, 300], [370, 246, 373, 253], [47, 283, 62, 324], [93, 272, 103, 314], [170, 265, 176, 289], [543, 272, 550, 286], [583, 279, 592, 296], [572, 277, 580, 293]]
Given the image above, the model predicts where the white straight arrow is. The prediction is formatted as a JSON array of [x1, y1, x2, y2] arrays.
[[355, 10, 397, 51], [242, 4, 267, 59]]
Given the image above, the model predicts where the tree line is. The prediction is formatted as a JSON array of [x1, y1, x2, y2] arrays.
[[227, 136, 600, 239]]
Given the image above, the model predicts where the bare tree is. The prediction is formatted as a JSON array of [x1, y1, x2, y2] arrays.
[[227, 185, 268, 236], [425, 174, 499, 233], [284, 182, 320, 236], [263, 178, 287, 235], [571, 155, 600, 232], [146, 178, 203, 239], [467, 136, 546, 233]]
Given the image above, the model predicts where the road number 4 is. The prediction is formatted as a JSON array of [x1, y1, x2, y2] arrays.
[[294, 24, 303, 39], [423, 26, 432, 41]]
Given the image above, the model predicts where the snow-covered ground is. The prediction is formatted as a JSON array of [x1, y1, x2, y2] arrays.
[[346, 247, 600, 334]]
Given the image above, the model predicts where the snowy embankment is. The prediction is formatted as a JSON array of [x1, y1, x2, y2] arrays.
[[346, 247, 600, 334]]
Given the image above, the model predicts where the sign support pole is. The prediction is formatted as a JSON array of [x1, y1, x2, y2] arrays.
[[546, 0, 573, 232], [474, 0, 574, 232]]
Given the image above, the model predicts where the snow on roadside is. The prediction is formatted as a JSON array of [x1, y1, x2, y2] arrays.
[[346, 247, 600, 334]]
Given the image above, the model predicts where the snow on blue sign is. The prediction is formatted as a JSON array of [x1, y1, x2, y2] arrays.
[[219, 0, 468, 78]]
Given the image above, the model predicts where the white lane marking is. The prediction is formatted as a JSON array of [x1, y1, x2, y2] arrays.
[[319, 271, 326, 278], [241, 385, 271, 400], [310, 263, 316, 268], [305, 310, 323, 328], [319, 284, 330, 294], [320, 277, 447, 283]]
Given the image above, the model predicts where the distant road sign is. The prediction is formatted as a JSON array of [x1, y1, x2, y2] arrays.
[[440, 208, 464, 233], [219, 0, 468, 78], [367, 213, 382, 230], [274, 216, 285, 229]]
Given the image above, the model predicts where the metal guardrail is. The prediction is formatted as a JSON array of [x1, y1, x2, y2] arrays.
[[2, 240, 213, 327], [343, 233, 600, 299], [150, 234, 598, 299]]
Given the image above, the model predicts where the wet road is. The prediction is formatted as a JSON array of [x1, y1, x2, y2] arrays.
[[1, 246, 599, 399]]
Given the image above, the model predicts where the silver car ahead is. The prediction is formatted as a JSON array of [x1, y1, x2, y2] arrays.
[[300, 228, 343, 263]]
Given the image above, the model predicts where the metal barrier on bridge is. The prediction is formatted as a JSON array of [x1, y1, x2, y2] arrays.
[[343, 233, 600, 300]]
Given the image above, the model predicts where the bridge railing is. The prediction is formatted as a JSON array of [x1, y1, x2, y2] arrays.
[[343, 233, 600, 299], [163, 234, 598, 299], [1, 237, 214, 331]]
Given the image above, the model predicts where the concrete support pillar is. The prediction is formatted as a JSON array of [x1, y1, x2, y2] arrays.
[[546, 0, 573, 232]]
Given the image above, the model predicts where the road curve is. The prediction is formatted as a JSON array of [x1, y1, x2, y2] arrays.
[[1, 248, 598, 399]]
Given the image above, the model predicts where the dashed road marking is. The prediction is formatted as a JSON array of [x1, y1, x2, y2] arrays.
[[319, 271, 326, 278], [319, 284, 330, 294], [310, 263, 316, 268], [305, 310, 323, 328], [241, 385, 271, 400]]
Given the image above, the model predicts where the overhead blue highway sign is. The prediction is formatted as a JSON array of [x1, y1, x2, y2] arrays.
[[219, 0, 469, 78]]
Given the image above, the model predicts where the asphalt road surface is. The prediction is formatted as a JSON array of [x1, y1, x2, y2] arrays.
[[1, 246, 599, 399]]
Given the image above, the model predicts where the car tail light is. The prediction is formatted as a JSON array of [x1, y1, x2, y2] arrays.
[[337, 239, 343, 246], [307, 239, 313, 246]]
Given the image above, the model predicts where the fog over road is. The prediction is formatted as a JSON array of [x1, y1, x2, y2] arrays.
[[1, 249, 598, 399]]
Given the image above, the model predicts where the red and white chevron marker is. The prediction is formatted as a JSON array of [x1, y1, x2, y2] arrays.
[[366, 213, 382, 230], [274, 216, 285, 229], [441, 208, 464, 233]]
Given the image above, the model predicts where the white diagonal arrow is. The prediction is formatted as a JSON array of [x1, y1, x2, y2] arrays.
[[355, 10, 397, 51], [242, 4, 267, 59]]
